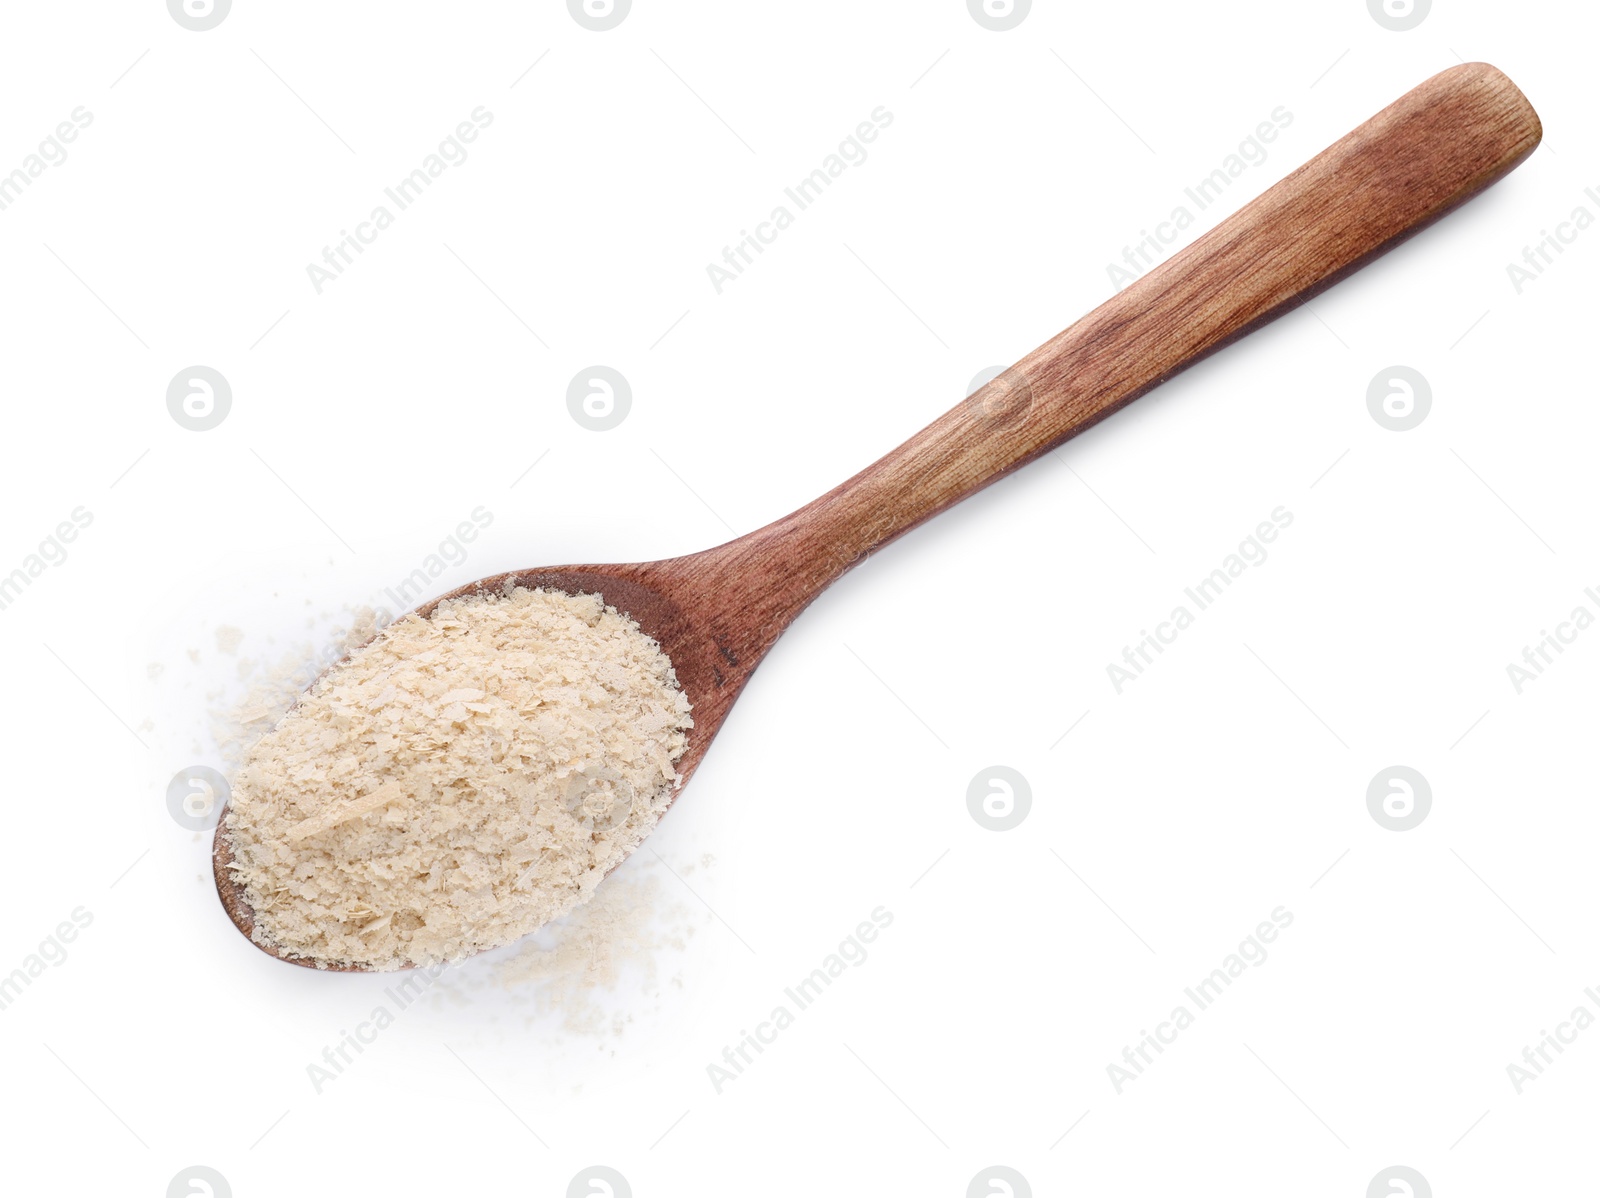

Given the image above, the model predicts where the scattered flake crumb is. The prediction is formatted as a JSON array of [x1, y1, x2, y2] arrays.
[[489, 865, 703, 1038]]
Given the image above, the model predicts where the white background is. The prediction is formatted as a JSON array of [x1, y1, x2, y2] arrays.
[[1, 1, 1596, 1194]]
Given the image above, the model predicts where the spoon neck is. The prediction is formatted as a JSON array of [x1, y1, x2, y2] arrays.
[[682, 418, 997, 661], [708, 387, 1036, 588]]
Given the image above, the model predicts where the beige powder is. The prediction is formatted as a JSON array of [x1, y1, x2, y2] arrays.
[[223, 585, 692, 970], [490, 863, 704, 1039]]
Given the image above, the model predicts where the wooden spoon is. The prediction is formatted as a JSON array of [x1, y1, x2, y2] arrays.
[[215, 63, 1540, 968]]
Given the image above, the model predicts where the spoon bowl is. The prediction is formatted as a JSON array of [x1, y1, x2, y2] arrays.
[[211, 550, 784, 970]]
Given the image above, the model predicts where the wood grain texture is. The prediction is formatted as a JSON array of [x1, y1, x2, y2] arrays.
[[215, 64, 1540, 969]]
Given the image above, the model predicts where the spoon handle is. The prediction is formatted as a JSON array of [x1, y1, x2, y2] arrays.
[[721, 62, 1539, 621]]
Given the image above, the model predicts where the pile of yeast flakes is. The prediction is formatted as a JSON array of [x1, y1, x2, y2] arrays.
[[223, 585, 692, 970]]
